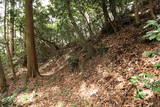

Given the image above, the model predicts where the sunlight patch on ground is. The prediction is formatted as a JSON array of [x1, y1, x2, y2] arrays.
[[40, 56, 68, 76], [77, 82, 99, 99], [142, 89, 154, 99], [15, 91, 36, 105], [15, 86, 61, 106], [55, 101, 65, 107]]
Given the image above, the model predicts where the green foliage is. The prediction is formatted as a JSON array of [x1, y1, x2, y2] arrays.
[[142, 51, 160, 58], [151, 80, 160, 92], [153, 62, 160, 69], [134, 86, 147, 99], [143, 15, 160, 41], [138, 73, 156, 78], [103, 69, 112, 72], [130, 75, 140, 84], [67, 56, 79, 69], [72, 104, 77, 107], [130, 73, 160, 99], [130, 73, 155, 99], [144, 80, 160, 92], [135, 88, 147, 99], [130, 73, 155, 84], [1, 87, 27, 107]]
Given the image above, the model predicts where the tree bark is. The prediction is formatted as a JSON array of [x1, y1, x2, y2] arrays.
[[109, 0, 118, 22], [9, 0, 15, 57], [0, 57, 7, 93], [25, 0, 40, 78], [134, 0, 140, 24], [100, 0, 117, 32], [149, 0, 156, 19]]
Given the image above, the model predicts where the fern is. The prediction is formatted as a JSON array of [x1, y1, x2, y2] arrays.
[[143, 15, 160, 41]]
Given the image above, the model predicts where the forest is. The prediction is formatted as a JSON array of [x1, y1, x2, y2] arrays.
[[0, 0, 160, 106]]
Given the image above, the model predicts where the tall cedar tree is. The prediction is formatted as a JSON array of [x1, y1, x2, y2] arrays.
[[25, 0, 40, 78]]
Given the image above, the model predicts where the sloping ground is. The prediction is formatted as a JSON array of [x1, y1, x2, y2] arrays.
[[7, 25, 160, 107]]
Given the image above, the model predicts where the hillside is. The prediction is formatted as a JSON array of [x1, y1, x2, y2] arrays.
[[5, 24, 160, 107]]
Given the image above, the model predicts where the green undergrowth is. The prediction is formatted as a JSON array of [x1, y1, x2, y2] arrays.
[[130, 73, 160, 99], [143, 15, 160, 41], [142, 51, 160, 58], [1, 87, 27, 107]]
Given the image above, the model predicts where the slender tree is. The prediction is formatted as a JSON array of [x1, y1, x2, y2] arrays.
[[9, 0, 15, 56], [134, 0, 140, 24], [149, 0, 156, 19], [109, 0, 118, 22], [4, 0, 16, 79], [100, 0, 117, 32], [0, 56, 7, 93], [25, 0, 40, 78]]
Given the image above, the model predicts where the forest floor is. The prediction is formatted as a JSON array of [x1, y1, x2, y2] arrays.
[[6, 24, 160, 107]]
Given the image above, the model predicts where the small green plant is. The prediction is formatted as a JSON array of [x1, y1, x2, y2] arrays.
[[145, 80, 160, 92], [143, 15, 160, 41], [1, 87, 27, 106], [130, 73, 155, 84], [135, 91, 147, 99], [67, 56, 79, 69], [130, 75, 139, 84], [142, 51, 160, 58], [151, 80, 160, 92], [138, 73, 155, 78], [103, 69, 112, 72], [134, 86, 147, 99], [153, 62, 160, 69], [142, 51, 160, 57], [130, 73, 157, 99], [72, 104, 77, 107]]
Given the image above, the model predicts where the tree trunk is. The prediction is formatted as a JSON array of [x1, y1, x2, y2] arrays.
[[149, 0, 156, 19], [100, 0, 117, 33], [4, 0, 16, 79], [134, 0, 140, 24], [109, 0, 118, 22], [9, 0, 15, 57], [0, 57, 7, 93], [25, 0, 40, 78]]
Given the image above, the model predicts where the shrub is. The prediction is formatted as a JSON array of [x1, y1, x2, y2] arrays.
[[67, 56, 79, 69]]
